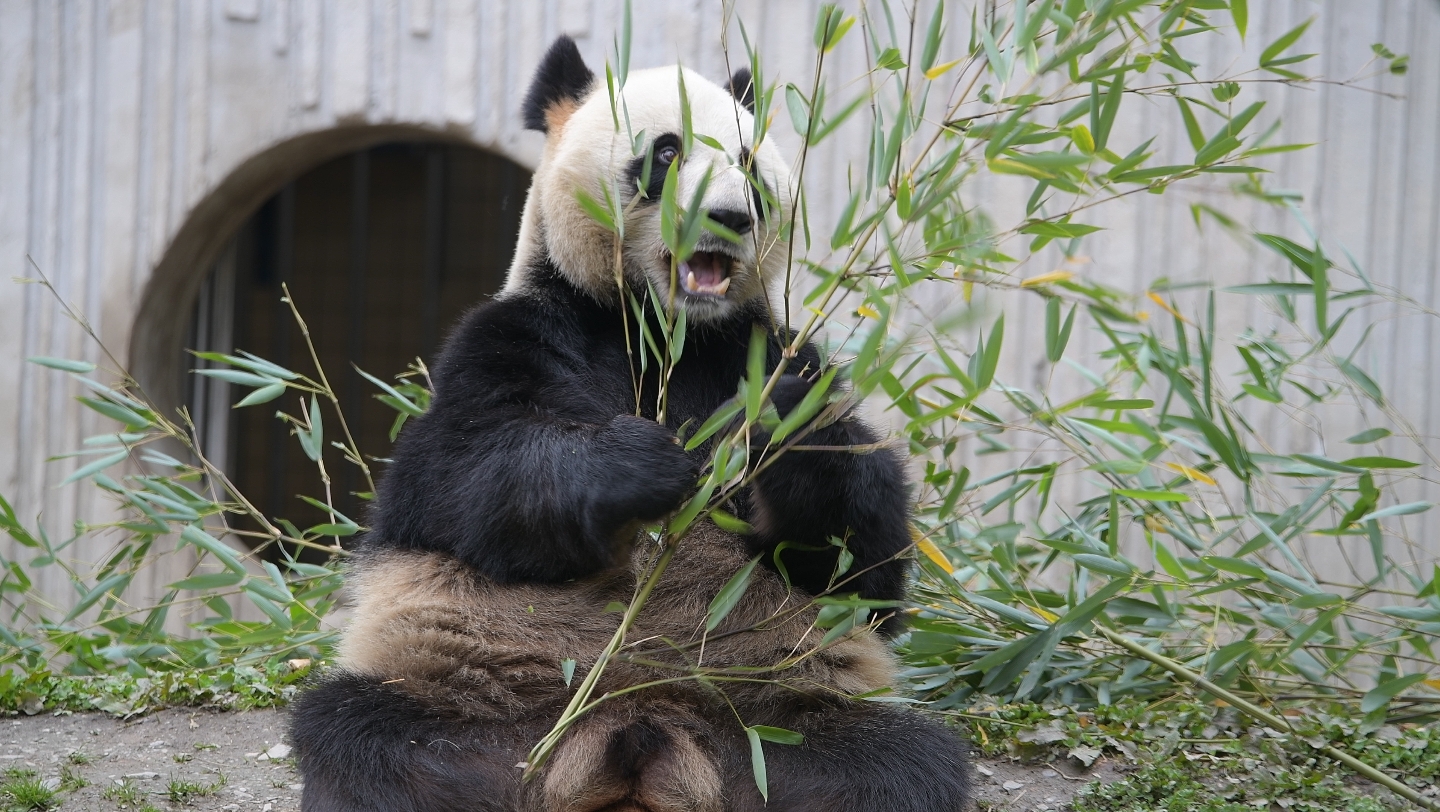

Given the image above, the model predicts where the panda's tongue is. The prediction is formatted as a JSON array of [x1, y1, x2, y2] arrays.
[[680, 252, 731, 296]]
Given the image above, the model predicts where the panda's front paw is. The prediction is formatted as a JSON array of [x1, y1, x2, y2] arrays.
[[768, 375, 816, 418], [592, 415, 700, 522]]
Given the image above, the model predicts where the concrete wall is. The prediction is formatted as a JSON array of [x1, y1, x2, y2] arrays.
[[2, 0, 1437, 614]]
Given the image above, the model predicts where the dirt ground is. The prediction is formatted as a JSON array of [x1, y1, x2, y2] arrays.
[[6, 707, 1122, 811]]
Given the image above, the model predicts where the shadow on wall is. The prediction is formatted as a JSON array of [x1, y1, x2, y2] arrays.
[[131, 129, 532, 560]]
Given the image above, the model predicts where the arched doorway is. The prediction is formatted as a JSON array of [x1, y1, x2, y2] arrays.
[[184, 142, 530, 555]]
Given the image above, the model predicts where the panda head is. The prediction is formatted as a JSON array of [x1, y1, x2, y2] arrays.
[[509, 36, 790, 324]]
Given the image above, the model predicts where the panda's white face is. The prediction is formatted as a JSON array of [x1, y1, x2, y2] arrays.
[[514, 45, 791, 325]]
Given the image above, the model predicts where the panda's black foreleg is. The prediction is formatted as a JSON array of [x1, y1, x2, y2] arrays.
[[722, 700, 972, 812], [745, 375, 913, 629], [377, 403, 698, 584], [289, 674, 527, 812]]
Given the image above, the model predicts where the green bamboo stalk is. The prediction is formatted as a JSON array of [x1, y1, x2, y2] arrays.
[[521, 540, 679, 780], [1096, 626, 1437, 810]]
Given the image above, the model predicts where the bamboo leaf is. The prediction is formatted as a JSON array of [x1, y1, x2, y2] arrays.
[[1360, 673, 1428, 714], [1073, 554, 1135, 578], [169, 572, 245, 591], [746, 727, 769, 801], [235, 383, 287, 408], [1116, 489, 1190, 503], [752, 725, 804, 745], [64, 572, 133, 622], [706, 556, 761, 632], [1359, 502, 1433, 523], [1260, 18, 1313, 68], [1345, 428, 1391, 444], [180, 524, 247, 574], [29, 356, 96, 373], [685, 397, 744, 451], [61, 450, 129, 486]]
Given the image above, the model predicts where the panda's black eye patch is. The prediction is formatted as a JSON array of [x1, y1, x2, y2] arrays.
[[625, 133, 683, 202]]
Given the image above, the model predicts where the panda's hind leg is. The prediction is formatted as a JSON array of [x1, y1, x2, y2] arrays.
[[722, 700, 971, 812], [290, 672, 528, 812]]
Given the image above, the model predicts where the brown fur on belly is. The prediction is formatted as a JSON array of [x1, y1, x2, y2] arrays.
[[338, 520, 896, 710]]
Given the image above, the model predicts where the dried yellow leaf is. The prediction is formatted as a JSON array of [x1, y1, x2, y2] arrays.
[[1165, 462, 1217, 486], [924, 58, 963, 80], [963, 281, 974, 303], [1147, 291, 1189, 322], [1021, 270, 1076, 288], [915, 535, 950, 573], [1032, 605, 1059, 622], [856, 304, 880, 319]]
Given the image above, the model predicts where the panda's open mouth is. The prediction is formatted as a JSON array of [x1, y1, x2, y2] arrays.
[[675, 251, 733, 297]]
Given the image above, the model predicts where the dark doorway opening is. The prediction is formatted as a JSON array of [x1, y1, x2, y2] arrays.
[[185, 142, 530, 558]]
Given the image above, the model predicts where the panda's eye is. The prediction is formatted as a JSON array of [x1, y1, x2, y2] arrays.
[[656, 144, 680, 165]]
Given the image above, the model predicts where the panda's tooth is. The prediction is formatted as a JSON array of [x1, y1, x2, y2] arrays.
[[714, 278, 731, 295], [685, 270, 699, 292]]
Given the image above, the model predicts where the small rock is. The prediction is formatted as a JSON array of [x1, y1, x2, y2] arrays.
[[1003, 780, 1024, 791], [148, 739, 169, 748], [245, 752, 260, 759], [125, 771, 161, 780], [262, 744, 292, 760], [974, 764, 994, 777], [1042, 769, 1057, 778], [39, 778, 60, 792], [288, 784, 304, 791]]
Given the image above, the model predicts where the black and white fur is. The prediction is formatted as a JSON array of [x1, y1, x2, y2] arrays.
[[290, 36, 970, 812]]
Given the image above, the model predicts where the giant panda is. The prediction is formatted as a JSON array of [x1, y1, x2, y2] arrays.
[[289, 36, 972, 812]]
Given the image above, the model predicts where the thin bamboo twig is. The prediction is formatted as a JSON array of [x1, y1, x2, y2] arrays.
[[521, 539, 680, 779]]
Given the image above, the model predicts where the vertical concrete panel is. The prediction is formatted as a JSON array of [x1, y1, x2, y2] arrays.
[[0, 1, 36, 500], [184, 0, 212, 210], [298, 0, 322, 108], [273, 0, 292, 53], [332, 0, 371, 120], [99, 0, 144, 356], [143, 0, 176, 269], [373, 0, 399, 120], [442, 0, 476, 127]]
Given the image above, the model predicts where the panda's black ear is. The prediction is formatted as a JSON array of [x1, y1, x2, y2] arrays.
[[523, 36, 595, 134], [727, 68, 756, 113]]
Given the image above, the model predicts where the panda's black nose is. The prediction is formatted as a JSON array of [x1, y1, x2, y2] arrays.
[[707, 208, 753, 236]]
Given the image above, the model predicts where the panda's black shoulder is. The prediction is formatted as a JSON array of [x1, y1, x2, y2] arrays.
[[426, 265, 601, 401]]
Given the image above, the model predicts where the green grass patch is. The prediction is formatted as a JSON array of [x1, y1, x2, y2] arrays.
[[0, 768, 58, 812], [101, 778, 142, 806], [165, 774, 225, 805]]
